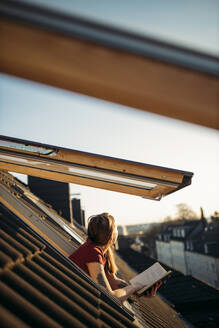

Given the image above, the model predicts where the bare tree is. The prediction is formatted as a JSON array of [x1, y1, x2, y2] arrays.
[[175, 203, 198, 220], [163, 215, 172, 222]]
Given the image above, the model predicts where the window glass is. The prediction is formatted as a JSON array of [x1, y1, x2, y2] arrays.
[[22, 0, 219, 56]]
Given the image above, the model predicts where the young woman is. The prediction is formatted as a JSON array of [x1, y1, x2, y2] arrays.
[[69, 213, 160, 302]]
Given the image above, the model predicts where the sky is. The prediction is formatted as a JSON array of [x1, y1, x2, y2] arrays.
[[1, 1, 219, 226]]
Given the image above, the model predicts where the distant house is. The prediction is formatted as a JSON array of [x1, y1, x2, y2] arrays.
[[156, 218, 219, 288], [156, 225, 175, 267], [156, 220, 204, 274], [130, 235, 144, 253], [185, 217, 219, 288]]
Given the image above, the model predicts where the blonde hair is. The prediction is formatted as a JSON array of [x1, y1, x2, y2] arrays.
[[87, 213, 118, 274]]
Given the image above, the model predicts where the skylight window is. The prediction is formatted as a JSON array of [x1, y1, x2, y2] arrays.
[[0, 136, 193, 201]]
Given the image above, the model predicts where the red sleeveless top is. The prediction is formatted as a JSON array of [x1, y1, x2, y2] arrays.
[[69, 239, 106, 275]]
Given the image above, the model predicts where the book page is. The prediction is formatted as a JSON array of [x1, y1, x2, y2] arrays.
[[130, 262, 167, 288]]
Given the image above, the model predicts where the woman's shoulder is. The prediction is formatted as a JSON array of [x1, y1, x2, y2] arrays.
[[70, 239, 102, 258], [86, 239, 104, 255], [84, 239, 105, 264], [69, 239, 106, 266]]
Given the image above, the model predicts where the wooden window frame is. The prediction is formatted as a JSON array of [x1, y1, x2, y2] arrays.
[[0, 136, 193, 200]]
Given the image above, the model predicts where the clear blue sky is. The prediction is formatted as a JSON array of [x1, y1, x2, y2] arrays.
[[1, 1, 219, 225]]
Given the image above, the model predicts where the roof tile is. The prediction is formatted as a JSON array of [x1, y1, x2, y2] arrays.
[[0, 280, 62, 328], [0, 305, 30, 328], [0, 202, 137, 327]]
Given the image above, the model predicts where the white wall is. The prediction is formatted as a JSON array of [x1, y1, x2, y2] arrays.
[[156, 240, 173, 267], [156, 239, 187, 274], [185, 251, 219, 288], [170, 240, 187, 274], [156, 239, 219, 288]]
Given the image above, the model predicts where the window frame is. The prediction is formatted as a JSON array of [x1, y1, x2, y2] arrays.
[[0, 135, 193, 201]]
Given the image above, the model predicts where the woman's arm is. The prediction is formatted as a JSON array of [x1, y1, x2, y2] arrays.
[[87, 262, 137, 302], [106, 272, 129, 290], [106, 272, 162, 297]]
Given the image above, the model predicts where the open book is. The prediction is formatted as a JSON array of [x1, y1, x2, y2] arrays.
[[129, 262, 172, 296]]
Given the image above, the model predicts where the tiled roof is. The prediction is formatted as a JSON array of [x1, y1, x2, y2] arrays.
[[0, 170, 188, 327], [202, 222, 219, 241], [183, 220, 200, 227], [0, 170, 85, 249], [0, 202, 137, 328], [161, 220, 199, 233], [15, 175, 86, 240], [118, 248, 219, 328]]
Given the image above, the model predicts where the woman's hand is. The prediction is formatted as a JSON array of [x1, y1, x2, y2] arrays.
[[145, 281, 162, 297], [133, 280, 162, 298], [117, 279, 129, 288]]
